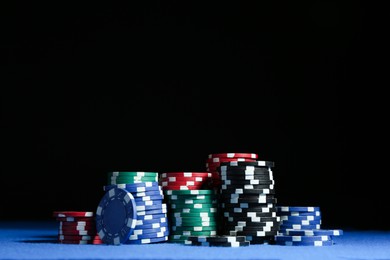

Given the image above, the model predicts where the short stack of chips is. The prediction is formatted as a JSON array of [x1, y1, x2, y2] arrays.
[[274, 206, 343, 246], [53, 211, 102, 244], [206, 153, 259, 189], [218, 160, 280, 244], [184, 235, 250, 247], [102, 171, 169, 244], [160, 172, 218, 244]]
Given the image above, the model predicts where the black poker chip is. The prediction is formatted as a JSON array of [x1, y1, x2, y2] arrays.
[[221, 188, 276, 195], [245, 236, 276, 244], [222, 179, 275, 186], [220, 198, 277, 205], [219, 161, 275, 167], [187, 235, 247, 243], [221, 175, 273, 181], [222, 230, 279, 237], [220, 168, 272, 174], [221, 199, 277, 208], [185, 240, 250, 247], [221, 184, 275, 190], [223, 210, 277, 218], [223, 216, 280, 224]]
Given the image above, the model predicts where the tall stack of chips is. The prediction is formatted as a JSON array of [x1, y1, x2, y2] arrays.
[[100, 172, 169, 245], [160, 172, 218, 243], [217, 159, 280, 244]]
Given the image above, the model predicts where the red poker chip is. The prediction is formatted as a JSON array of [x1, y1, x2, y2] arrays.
[[58, 229, 97, 236], [53, 211, 94, 218], [206, 158, 257, 164], [161, 180, 206, 186], [58, 235, 93, 241], [208, 153, 258, 159], [161, 183, 205, 189], [162, 185, 211, 190], [60, 221, 95, 226], [59, 225, 96, 230], [58, 240, 92, 244], [58, 227, 96, 233], [160, 176, 211, 182], [59, 221, 95, 226], [56, 217, 95, 222], [160, 172, 212, 178]]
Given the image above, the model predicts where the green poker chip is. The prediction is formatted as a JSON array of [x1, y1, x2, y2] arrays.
[[108, 172, 159, 177], [164, 190, 217, 196]]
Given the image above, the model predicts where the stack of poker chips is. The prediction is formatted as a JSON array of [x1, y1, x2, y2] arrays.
[[217, 160, 280, 244], [206, 153, 259, 189], [274, 206, 343, 246], [103, 171, 169, 244], [53, 211, 102, 244], [160, 172, 218, 244]]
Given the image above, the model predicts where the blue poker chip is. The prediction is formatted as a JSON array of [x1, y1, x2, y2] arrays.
[[280, 220, 322, 225], [128, 230, 170, 240], [137, 208, 168, 216], [276, 206, 320, 212], [135, 217, 168, 226], [136, 213, 167, 221], [136, 203, 166, 212], [284, 229, 343, 236], [132, 226, 168, 235], [132, 190, 164, 198], [103, 182, 160, 193], [134, 200, 163, 207], [135, 221, 169, 230], [96, 188, 137, 245], [277, 211, 321, 216], [124, 236, 168, 244], [279, 215, 321, 221], [275, 240, 334, 246], [134, 195, 164, 202], [279, 224, 321, 230], [275, 235, 332, 242]]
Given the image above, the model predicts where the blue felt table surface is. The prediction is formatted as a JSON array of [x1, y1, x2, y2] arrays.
[[0, 221, 389, 260]]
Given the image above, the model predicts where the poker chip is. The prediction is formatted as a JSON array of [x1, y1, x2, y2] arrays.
[[96, 188, 137, 245], [284, 229, 344, 236], [185, 240, 250, 247], [58, 235, 93, 241], [103, 182, 160, 193], [275, 240, 334, 246], [276, 206, 321, 212], [128, 229, 170, 240], [135, 217, 167, 225], [219, 161, 275, 167], [124, 236, 169, 244], [136, 208, 168, 215], [274, 235, 332, 242], [132, 226, 168, 235], [208, 153, 259, 159], [187, 235, 247, 243], [108, 172, 159, 177], [53, 211, 94, 218]]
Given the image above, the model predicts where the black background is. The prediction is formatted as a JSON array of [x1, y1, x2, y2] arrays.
[[1, 2, 386, 230]]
